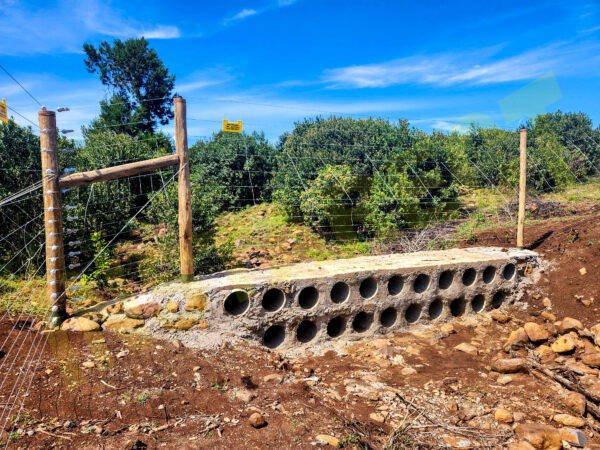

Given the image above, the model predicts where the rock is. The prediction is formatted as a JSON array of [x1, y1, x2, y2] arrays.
[[369, 412, 385, 423], [565, 360, 598, 376], [559, 317, 583, 334], [444, 436, 473, 448], [197, 319, 210, 330], [563, 391, 586, 416], [161, 318, 198, 331], [82, 361, 95, 368], [61, 317, 101, 332], [540, 311, 556, 322], [316, 435, 339, 447], [508, 442, 536, 450], [590, 323, 600, 346], [580, 374, 600, 397], [582, 352, 600, 367], [503, 327, 529, 352], [454, 343, 478, 356], [186, 293, 207, 311], [491, 312, 512, 323], [440, 323, 455, 334], [235, 389, 256, 403], [514, 423, 562, 450], [535, 345, 555, 364], [524, 322, 549, 343], [494, 408, 513, 423], [124, 302, 161, 320], [263, 373, 283, 384], [580, 267, 587, 275], [166, 301, 179, 313], [559, 427, 589, 447], [553, 413, 586, 428], [551, 335, 575, 353], [400, 367, 417, 376], [106, 302, 123, 314], [248, 412, 265, 428], [542, 297, 552, 308], [491, 358, 527, 374], [497, 374, 513, 385], [102, 318, 145, 333]]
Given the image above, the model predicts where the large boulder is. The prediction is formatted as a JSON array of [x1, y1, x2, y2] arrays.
[[102, 318, 145, 333], [124, 302, 162, 320], [61, 317, 101, 332], [514, 423, 562, 450]]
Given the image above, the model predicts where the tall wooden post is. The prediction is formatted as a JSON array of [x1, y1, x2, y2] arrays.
[[517, 128, 527, 248], [174, 97, 193, 282], [39, 109, 66, 321]]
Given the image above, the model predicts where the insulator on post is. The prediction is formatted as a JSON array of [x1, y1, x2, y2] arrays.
[[64, 205, 77, 210], [72, 296, 84, 302], [66, 228, 77, 234], [68, 251, 81, 256], [64, 168, 76, 173], [41, 129, 50, 134], [57, 107, 70, 112], [61, 129, 74, 134], [50, 293, 57, 299], [61, 188, 72, 193], [47, 245, 59, 251], [67, 216, 78, 221], [42, 148, 55, 153], [46, 206, 57, 211], [45, 169, 54, 174], [68, 240, 81, 246], [62, 149, 75, 153], [70, 286, 82, 291], [45, 190, 57, 194], [68, 263, 81, 270], [47, 220, 57, 224]]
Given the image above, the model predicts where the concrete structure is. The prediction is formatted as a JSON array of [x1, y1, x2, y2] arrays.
[[149, 246, 539, 350]]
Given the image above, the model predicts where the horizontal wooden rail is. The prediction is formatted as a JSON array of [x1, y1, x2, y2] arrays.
[[59, 154, 180, 189]]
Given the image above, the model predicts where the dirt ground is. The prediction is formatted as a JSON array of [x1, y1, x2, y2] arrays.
[[2, 208, 600, 449]]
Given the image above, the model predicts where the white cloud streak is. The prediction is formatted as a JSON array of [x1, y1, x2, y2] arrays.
[[322, 40, 600, 88], [224, 8, 258, 23]]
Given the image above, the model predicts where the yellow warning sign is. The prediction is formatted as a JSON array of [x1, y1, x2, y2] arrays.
[[223, 119, 242, 133], [0, 99, 7, 124]]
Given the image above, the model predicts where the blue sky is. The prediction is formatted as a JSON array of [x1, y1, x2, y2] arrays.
[[0, 0, 599, 142]]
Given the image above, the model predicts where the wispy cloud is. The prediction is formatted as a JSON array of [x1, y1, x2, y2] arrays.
[[224, 8, 258, 24], [322, 40, 600, 89], [176, 69, 235, 93], [139, 25, 181, 39]]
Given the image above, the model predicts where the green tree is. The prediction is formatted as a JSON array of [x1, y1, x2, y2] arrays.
[[83, 38, 175, 135]]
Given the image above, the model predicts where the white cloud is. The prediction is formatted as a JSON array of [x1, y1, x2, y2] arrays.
[[176, 69, 235, 93], [322, 40, 600, 88], [140, 25, 181, 39], [224, 8, 258, 24]]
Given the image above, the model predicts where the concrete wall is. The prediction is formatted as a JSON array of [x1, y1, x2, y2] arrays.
[[151, 247, 539, 350]]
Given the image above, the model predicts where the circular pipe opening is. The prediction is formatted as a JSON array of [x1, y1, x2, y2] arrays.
[[387, 275, 403, 296], [380, 307, 397, 328], [405, 304, 421, 324], [263, 325, 285, 348], [327, 316, 346, 338], [471, 294, 485, 312], [491, 291, 507, 309], [503, 263, 516, 280], [450, 297, 467, 317], [428, 299, 443, 319], [413, 274, 430, 293], [298, 286, 319, 309], [262, 288, 285, 312], [224, 291, 249, 316], [352, 312, 373, 333], [296, 320, 317, 343], [359, 277, 378, 299], [462, 268, 476, 286], [330, 282, 350, 304], [482, 266, 496, 284], [438, 270, 454, 290]]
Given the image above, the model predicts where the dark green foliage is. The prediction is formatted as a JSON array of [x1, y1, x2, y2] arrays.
[[83, 38, 175, 135]]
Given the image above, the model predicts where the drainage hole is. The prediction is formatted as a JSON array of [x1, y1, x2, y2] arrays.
[[462, 268, 476, 286], [450, 297, 467, 317], [224, 291, 249, 316], [296, 320, 317, 343], [262, 288, 285, 312], [482, 266, 496, 284], [405, 304, 421, 324], [387, 275, 403, 295], [327, 316, 346, 338], [503, 263, 516, 280], [438, 270, 454, 289], [413, 274, 430, 293], [471, 294, 485, 312], [428, 299, 443, 319], [359, 277, 377, 299], [380, 307, 397, 328], [298, 286, 319, 309], [263, 325, 285, 348], [331, 282, 350, 304], [352, 312, 373, 333], [491, 291, 507, 309]]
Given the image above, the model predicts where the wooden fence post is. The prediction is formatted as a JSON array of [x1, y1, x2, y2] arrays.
[[174, 97, 193, 282], [39, 109, 66, 322], [517, 128, 527, 248]]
